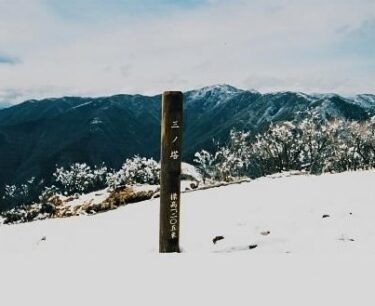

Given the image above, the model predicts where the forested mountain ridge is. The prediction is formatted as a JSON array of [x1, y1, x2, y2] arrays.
[[0, 84, 374, 188]]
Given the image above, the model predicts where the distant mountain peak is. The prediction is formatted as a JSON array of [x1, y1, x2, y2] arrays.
[[205, 83, 240, 90], [191, 83, 260, 94], [192, 84, 242, 95]]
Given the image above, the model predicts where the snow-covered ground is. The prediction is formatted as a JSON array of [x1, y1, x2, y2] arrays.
[[1, 170, 375, 305]]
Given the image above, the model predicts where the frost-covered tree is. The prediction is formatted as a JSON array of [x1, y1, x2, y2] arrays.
[[193, 114, 375, 181], [107, 155, 160, 189], [251, 122, 304, 174], [38, 185, 60, 205], [1, 177, 44, 209], [299, 115, 332, 174], [348, 118, 375, 169], [53, 163, 108, 195], [365, 117, 375, 163], [325, 120, 360, 172], [226, 130, 251, 177], [214, 132, 249, 181], [194, 130, 251, 182], [193, 150, 215, 183]]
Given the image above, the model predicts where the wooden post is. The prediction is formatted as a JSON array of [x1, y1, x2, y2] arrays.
[[159, 91, 183, 253]]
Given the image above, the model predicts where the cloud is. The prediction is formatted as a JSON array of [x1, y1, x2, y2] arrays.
[[337, 18, 375, 56], [0, 88, 23, 104], [42, 0, 210, 21], [0, 0, 374, 104], [0, 55, 19, 65]]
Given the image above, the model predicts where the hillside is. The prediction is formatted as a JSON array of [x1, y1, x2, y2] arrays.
[[1, 170, 375, 305], [0, 85, 374, 189]]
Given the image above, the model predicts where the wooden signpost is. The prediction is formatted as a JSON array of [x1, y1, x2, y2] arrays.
[[159, 91, 183, 253]]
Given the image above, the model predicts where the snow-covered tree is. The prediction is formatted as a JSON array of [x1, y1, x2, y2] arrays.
[[214, 131, 249, 181], [107, 155, 160, 189], [53, 163, 108, 195], [194, 130, 251, 182], [251, 122, 304, 174], [193, 150, 215, 183], [193, 114, 375, 181], [38, 185, 59, 205], [325, 120, 360, 172], [1, 177, 43, 208], [299, 115, 332, 174], [348, 118, 375, 169]]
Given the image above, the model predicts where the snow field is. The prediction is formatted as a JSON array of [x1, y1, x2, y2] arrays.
[[1, 170, 375, 305]]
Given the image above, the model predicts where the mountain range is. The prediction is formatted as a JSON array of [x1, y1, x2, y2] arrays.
[[0, 84, 374, 189]]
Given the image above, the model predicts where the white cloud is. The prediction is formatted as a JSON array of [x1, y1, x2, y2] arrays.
[[0, 0, 374, 104]]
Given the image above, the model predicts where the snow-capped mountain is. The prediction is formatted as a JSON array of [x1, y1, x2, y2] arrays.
[[0, 85, 374, 191], [352, 94, 375, 109], [185, 84, 246, 106]]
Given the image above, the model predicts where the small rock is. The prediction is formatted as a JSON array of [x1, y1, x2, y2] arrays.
[[349, 212, 353, 215], [212, 236, 224, 244], [41, 236, 46, 241], [322, 214, 330, 218], [152, 192, 160, 199], [249, 244, 258, 250], [260, 230, 271, 236], [190, 182, 199, 189]]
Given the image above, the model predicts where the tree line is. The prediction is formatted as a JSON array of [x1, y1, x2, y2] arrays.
[[194, 114, 375, 182], [0, 156, 160, 211]]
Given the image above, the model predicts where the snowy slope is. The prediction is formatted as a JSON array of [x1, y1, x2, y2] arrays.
[[2, 169, 375, 255], [2, 171, 375, 305]]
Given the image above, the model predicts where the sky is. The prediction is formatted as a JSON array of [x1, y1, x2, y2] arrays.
[[0, 0, 374, 104]]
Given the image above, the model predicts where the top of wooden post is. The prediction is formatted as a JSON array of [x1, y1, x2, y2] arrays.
[[162, 92, 183, 112], [163, 91, 183, 96]]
